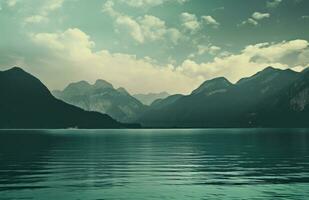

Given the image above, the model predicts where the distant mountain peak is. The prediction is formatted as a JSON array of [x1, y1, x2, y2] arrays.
[[73, 80, 91, 87], [63, 80, 91, 93], [133, 92, 170, 106], [117, 87, 129, 95], [0, 67, 129, 128], [94, 79, 113, 89], [192, 77, 232, 95]]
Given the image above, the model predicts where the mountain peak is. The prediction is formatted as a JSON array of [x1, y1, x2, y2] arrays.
[[94, 79, 113, 89], [262, 66, 277, 72], [237, 66, 297, 85], [117, 87, 129, 95], [6, 66, 25, 73], [67, 80, 91, 89], [62, 80, 92, 95], [0, 67, 126, 129], [192, 77, 232, 95], [3, 67, 30, 77]]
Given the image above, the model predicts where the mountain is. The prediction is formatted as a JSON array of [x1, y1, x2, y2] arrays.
[[150, 94, 184, 110], [138, 67, 309, 128], [191, 77, 232, 95], [133, 92, 170, 105], [0, 67, 138, 129], [53, 80, 146, 123]]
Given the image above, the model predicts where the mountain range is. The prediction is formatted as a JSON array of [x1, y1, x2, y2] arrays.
[[133, 92, 170, 106], [53, 80, 146, 123], [0, 67, 139, 129], [138, 67, 309, 128], [0, 66, 308, 129]]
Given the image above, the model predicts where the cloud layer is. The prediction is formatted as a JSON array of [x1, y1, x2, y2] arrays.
[[28, 28, 309, 94]]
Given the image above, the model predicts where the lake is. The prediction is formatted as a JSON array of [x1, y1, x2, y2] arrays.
[[0, 129, 309, 200]]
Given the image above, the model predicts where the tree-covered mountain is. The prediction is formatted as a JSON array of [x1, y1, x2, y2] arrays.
[[133, 92, 170, 106], [0, 67, 138, 129], [53, 80, 146, 123], [138, 67, 309, 128]]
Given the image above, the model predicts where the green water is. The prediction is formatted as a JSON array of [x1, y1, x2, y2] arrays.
[[0, 129, 309, 200]]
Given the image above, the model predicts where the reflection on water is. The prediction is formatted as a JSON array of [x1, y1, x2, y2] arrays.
[[0, 129, 309, 200]]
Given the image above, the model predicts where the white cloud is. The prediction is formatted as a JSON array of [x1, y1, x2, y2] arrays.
[[177, 40, 309, 83], [119, 0, 189, 8], [267, 0, 282, 8], [103, 1, 181, 44], [30, 28, 197, 94], [181, 13, 220, 32], [116, 15, 145, 43], [189, 45, 221, 58], [180, 12, 200, 32], [6, 0, 18, 7], [139, 15, 170, 41], [43, 0, 63, 13], [241, 12, 270, 26], [252, 12, 270, 20], [24, 0, 64, 24], [29, 28, 309, 94], [24, 15, 48, 24], [241, 18, 258, 26], [202, 16, 220, 28]]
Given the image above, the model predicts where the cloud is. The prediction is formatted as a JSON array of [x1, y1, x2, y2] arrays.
[[180, 12, 200, 32], [103, 1, 181, 44], [28, 28, 309, 94], [202, 16, 220, 28], [267, 0, 282, 8], [302, 15, 309, 20], [177, 40, 309, 83], [24, 15, 48, 24], [115, 15, 145, 43], [189, 45, 221, 58], [180, 13, 220, 32], [29, 28, 197, 94], [252, 12, 270, 20], [241, 12, 270, 26], [6, 0, 18, 7], [213, 6, 224, 12], [119, 0, 189, 8], [24, 0, 64, 24]]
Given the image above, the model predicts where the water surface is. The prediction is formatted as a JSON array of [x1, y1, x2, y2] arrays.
[[0, 129, 309, 200]]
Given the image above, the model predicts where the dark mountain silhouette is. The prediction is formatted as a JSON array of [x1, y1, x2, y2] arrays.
[[53, 79, 146, 123], [0, 67, 138, 129], [138, 67, 309, 128], [133, 92, 170, 105]]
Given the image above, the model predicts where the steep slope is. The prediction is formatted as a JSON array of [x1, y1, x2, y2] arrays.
[[250, 68, 309, 127], [150, 94, 184, 110], [133, 92, 170, 105], [53, 80, 146, 123], [138, 67, 308, 128], [0, 67, 135, 129]]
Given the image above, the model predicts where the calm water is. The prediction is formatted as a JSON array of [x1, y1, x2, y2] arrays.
[[0, 129, 309, 200]]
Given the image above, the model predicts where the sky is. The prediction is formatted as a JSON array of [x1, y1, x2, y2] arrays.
[[0, 0, 308, 94]]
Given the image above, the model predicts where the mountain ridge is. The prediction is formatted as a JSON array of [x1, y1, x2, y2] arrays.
[[0, 67, 139, 129], [53, 79, 146, 123], [138, 66, 309, 128]]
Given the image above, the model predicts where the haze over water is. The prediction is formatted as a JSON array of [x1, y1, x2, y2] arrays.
[[0, 129, 309, 200]]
